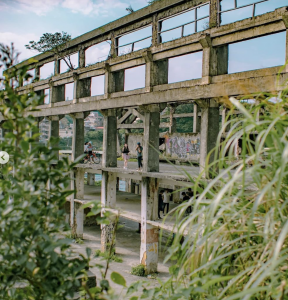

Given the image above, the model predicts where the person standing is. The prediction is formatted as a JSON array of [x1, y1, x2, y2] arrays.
[[135, 142, 143, 171], [158, 190, 164, 219], [162, 189, 170, 215], [187, 188, 193, 198], [122, 143, 130, 169]]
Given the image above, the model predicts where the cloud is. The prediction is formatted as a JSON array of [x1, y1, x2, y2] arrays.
[[62, 0, 126, 16], [0, 0, 62, 16], [0, 32, 39, 62], [0, 0, 129, 16]]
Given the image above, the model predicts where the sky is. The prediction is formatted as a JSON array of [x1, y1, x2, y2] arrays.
[[0, 0, 287, 94]]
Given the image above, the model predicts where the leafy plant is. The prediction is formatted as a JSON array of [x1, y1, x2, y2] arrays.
[[95, 249, 123, 263], [0, 44, 90, 300], [131, 264, 146, 277], [25, 32, 75, 71]]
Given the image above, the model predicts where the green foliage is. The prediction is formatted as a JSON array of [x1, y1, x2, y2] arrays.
[[111, 272, 127, 287], [175, 104, 194, 133], [25, 32, 75, 71], [85, 130, 103, 150], [95, 250, 123, 263], [130, 88, 288, 299], [0, 46, 90, 300], [131, 264, 146, 277]]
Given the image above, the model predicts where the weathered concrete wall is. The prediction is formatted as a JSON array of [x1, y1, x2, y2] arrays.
[[164, 132, 200, 161], [127, 133, 144, 156], [127, 132, 200, 161]]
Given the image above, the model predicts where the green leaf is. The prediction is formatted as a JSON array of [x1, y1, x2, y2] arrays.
[[111, 271, 126, 287], [20, 140, 29, 152]]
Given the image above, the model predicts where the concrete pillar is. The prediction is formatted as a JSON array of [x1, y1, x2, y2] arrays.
[[169, 104, 176, 134], [142, 105, 160, 173], [54, 59, 60, 75], [35, 65, 41, 81], [48, 116, 59, 159], [200, 35, 228, 84], [87, 173, 95, 186], [193, 103, 201, 133], [71, 112, 85, 161], [286, 29, 288, 72], [110, 31, 117, 58], [140, 177, 159, 274], [209, 0, 219, 28], [75, 202, 84, 239], [73, 75, 91, 102], [151, 14, 159, 46], [75, 168, 85, 199], [282, 18, 288, 72], [110, 70, 124, 93], [197, 99, 220, 178], [101, 171, 117, 252], [50, 83, 65, 104], [102, 109, 117, 168], [79, 48, 86, 68]]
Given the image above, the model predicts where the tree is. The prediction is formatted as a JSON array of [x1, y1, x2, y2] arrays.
[[25, 32, 75, 71]]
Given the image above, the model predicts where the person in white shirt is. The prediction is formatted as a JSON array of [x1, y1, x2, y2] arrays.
[[162, 189, 170, 215]]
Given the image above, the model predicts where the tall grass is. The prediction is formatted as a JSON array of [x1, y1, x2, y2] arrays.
[[136, 87, 288, 299]]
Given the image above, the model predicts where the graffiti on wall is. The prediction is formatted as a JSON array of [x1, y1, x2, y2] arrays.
[[165, 135, 200, 159]]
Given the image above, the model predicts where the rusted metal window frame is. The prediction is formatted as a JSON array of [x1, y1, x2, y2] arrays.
[[218, 0, 274, 25], [157, 2, 210, 43], [115, 25, 152, 56]]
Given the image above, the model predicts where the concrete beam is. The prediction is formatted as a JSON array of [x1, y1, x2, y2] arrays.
[[27, 69, 288, 117]]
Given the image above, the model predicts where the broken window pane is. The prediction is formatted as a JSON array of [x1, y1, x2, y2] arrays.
[[85, 41, 111, 66], [159, 3, 210, 43], [228, 31, 286, 73], [168, 51, 203, 83], [65, 83, 74, 101], [40, 62, 54, 80], [220, 6, 252, 25], [124, 65, 146, 91], [118, 26, 152, 56], [219, 0, 287, 25], [91, 75, 105, 96], [255, 0, 287, 16]]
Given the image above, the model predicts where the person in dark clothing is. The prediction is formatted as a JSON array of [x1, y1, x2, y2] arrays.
[[158, 190, 164, 219], [136, 142, 143, 171], [182, 192, 192, 214], [187, 188, 193, 198]]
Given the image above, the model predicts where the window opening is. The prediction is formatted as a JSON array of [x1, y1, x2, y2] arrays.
[[228, 31, 286, 73], [117, 26, 152, 56], [158, 3, 210, 43], [60, 52, 78, 73], [85, 41, 111, 66], [91, 75, 105, 96], [40, 62, 54, 80], [124, 65, 146, 91], [65, 83, 74, 101], [219, 0, 287, 25], [168, 52, 203, 84]]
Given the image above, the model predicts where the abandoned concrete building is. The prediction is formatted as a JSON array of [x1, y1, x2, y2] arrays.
[[2, 0, 288, 274]]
